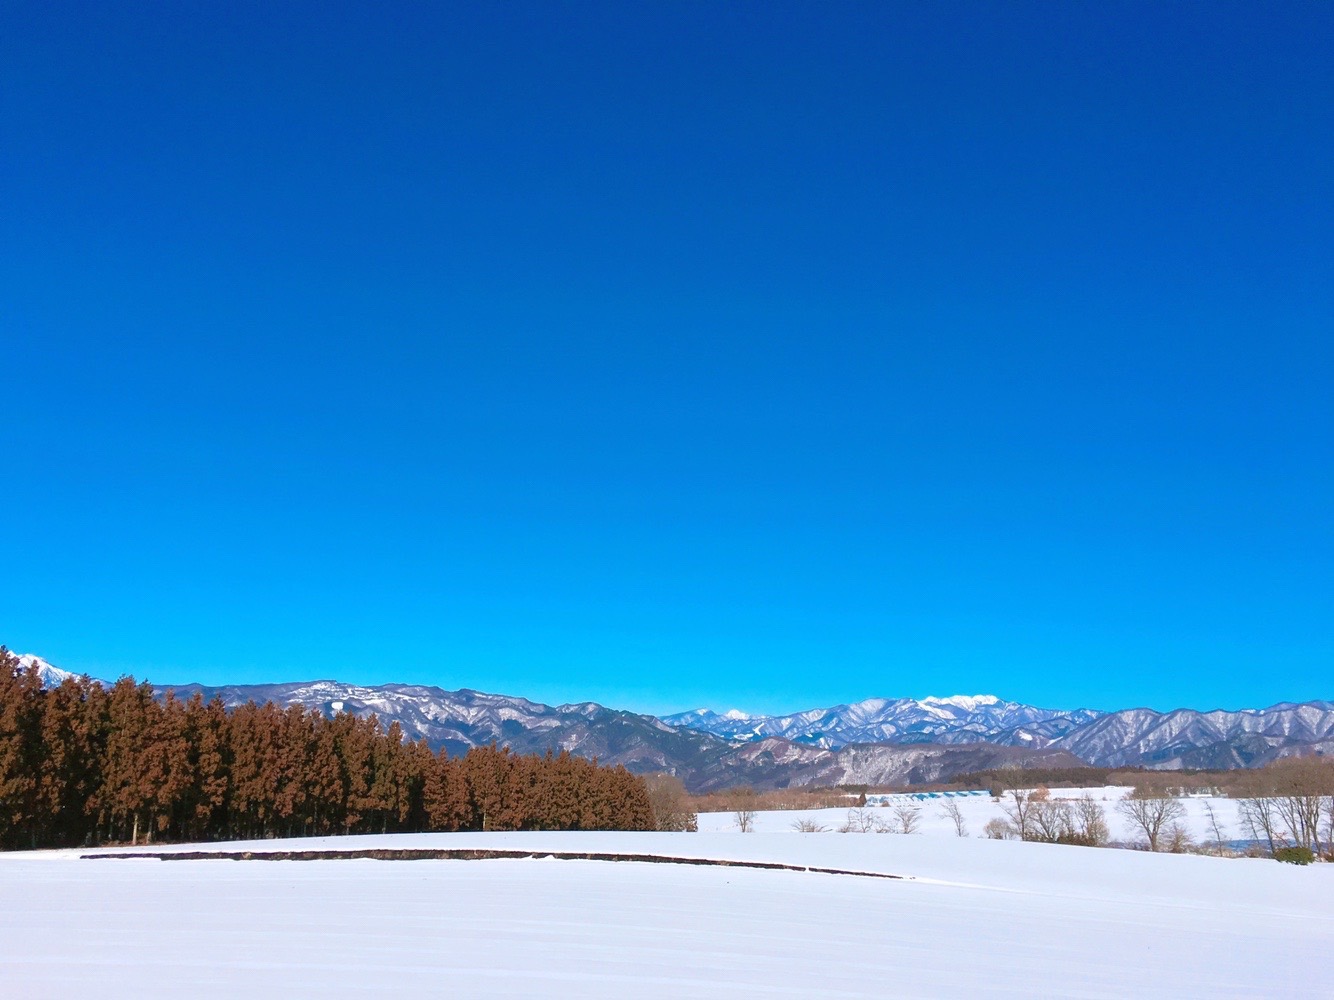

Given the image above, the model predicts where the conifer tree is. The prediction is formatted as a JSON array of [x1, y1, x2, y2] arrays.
[[100, 678, 159, 844], [0, 649, 45, 848], [139, 692, 193, 842], [306, 713, 345, 835], [33, 677, 97, 846], [274, 706, 315, 837], [422, 751, 472, 831], [183, 694, 230, 841]]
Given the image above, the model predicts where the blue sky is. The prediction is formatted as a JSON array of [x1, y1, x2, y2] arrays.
[[3, 3, 1330, 714]]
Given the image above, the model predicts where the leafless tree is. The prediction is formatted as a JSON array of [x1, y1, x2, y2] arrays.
[[1162, 821, 1193, 854], [1001, 789, 1035, 841], [1117, 789, 1186, 851], [1072, 794, 1109, 847], [791, 818, 829, 833], [1326, 793, 1334, 857], [891, 799, 922, 834], [642, 773, 698, 832], [842, 804, 883, 833], [1030, 796, 1074, 843], [1238, 795, 1282, 856], [1202, 800, 1228, 856], [983, 817, 1015, 840], [729, 786, 758, 833], [1270, 757, 1333, 856], [939, 798, 968, 837]]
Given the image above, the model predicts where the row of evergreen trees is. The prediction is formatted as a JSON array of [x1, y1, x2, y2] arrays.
[[0, 649, 654, 850]]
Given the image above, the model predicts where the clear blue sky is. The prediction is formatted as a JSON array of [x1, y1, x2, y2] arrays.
[[3, 3, 1330, 715]]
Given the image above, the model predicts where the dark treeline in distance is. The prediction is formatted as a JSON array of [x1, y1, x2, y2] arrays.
[[0, 649, 653, 850]]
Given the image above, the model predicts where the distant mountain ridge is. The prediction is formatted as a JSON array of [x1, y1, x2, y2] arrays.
[[662, 695, 1102, 750], [157, 677, 728, 776], [12, 652, 1333, 790], [1049, 702, 1334, 770]]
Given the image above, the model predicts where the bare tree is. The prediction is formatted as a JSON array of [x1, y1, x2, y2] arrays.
[[1270, 757, 1333, 856], [1326, 792, 1334, 858], [1001, 789, 1035, 841], [791, 818, 829, 833], [1162, 821, 1193, 854], [728, 786, 758, 833], [983, 817, 1015, 840], [1238, 795, 1282, 856], [1072, 794, 1109, 847], [1030, 796, 1074, 843], [996, 764, 1024, 794], [642, 773, 698, 832], [939, 798, 968, 837], [1117, 789, 1185, 851], [842, 804, 882, 833], [1202, 800, 1228, 856], [891, 799, 922, 834]]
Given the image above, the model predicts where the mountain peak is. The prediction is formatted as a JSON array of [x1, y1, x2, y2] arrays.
[[920, 694, 1002, 711], [14, 653, 81, 687]]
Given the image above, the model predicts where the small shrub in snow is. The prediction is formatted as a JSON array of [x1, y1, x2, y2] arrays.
[[1163, 822, 1193, 854], [984, 818, 1016, 840], [1275, 846, 1315, 865]]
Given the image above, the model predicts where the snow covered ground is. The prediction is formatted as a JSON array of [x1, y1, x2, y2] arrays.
[[2, 825, 1331, 998], [698, 786, 1254, 846]]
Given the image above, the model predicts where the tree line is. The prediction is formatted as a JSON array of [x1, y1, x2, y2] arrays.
[[0, 649, 654, 850], [1229, 757, 1334, 859]]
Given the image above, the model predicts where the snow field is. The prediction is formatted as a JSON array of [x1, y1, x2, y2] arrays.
[[3, 829, 1331, 999], [698, 786, 1255, 846]]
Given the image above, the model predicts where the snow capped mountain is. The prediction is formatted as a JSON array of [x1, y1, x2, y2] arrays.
[[1052, 702, 1334, 769], [920, 694, 1000, 712], [660, 695, 1102, 750], [13, 653, 84, 688]]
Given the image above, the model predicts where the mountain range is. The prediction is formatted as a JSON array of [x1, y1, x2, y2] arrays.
[[14, 652, 1333, 791], [662, 694, 1103, 749]]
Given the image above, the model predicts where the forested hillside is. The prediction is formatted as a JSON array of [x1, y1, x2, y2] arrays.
[[0, 649, 652, 850]]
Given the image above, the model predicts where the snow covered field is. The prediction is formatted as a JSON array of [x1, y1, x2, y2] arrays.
[[698, 786, 1253, 845], [2, 826, 1331, 998]]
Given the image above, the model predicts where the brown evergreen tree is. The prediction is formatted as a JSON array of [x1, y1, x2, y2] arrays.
[[422, 751, 472, 831], [100, 678, 161, 844], [306, 712, 345, 835], [182, 694, 230, 841], [139, 691, 193, 842], [0, 649, 45, 848]]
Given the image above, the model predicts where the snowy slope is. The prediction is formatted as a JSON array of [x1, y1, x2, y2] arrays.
[[12, 653, 83, 688], [3, 830, 1329, 998]]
